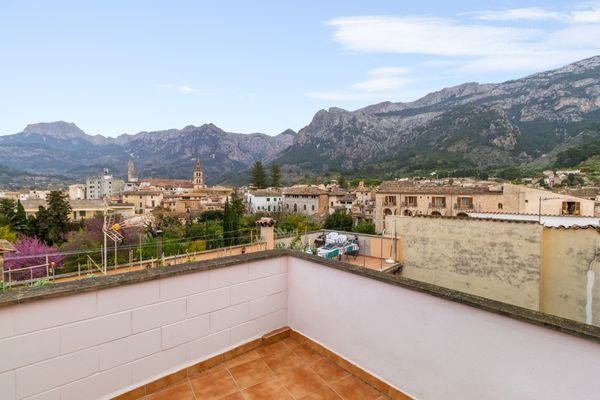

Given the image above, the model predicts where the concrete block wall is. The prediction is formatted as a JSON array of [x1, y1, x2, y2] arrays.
[[0, 258, 288, 400], [288, 257, 600, 400]]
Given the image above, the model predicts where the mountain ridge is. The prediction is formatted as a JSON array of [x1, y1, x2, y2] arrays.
[[2, 55, 600, 184]]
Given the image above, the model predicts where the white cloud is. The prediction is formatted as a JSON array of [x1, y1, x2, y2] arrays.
[[311, 4, 600, 102], [466, 4, 600, 24], [326, 12, 600, 73], [352, 67, 412, 92], [465, 8, 564, 21], [305, 66, 414, 100], [352, 77, 411, 92], [157, 83, 201, 94], [571, 5, 600, 23], [327, 16, 541, 58], [177, 85, 200, 93]]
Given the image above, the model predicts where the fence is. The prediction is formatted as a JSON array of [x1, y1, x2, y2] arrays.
[[1, 236, 266, 288]]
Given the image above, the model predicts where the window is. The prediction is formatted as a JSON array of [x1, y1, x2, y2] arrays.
[[432, 196, 446, 208], [457, 197, 473, 209], [562, 201, 581, 216], [267, 198, 270, 202], [498, 203, 503, 210], [303, 204, 307, 211], [268, 206, 271, 211], [384, 196, 396, 206], [312, 205, 315, 211], [405, 196, 417, 207], [331, 202, 334, 207], [79, 210, 86, 217]]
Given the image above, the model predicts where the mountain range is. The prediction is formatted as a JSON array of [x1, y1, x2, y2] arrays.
[[2, 55, 600, 185]]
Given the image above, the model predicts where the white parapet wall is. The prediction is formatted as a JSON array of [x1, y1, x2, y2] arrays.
[[1, 253, 600, 400], [0, 258, 288, 400], [287, 257, 600, 400]]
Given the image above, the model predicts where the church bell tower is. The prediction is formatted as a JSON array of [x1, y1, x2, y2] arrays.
[[193, 158, 205, 190]]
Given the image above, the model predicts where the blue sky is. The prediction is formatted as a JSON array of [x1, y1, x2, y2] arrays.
[[2, 1, 600, 137]]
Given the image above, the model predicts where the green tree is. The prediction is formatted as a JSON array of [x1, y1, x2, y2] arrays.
[[250, 161, 267, 188], [324, 209, 353, 232], [36, 191, 72, 245], [11, 200, 29, 235], [223, 191, 244, 246], [338, 175, 347, 189], [0, 199, 28, 235], [0, 199, 16, 222], [355, 220, 376, 234], [276, 214, 321, 234], [202, 220, 224, 249], [270, 162, 281, 187], [198, 210, 224, 222], [0, 225, 17, 241], [152, 209, 185, 238]]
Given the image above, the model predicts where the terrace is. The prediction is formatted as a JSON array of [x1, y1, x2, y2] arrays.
[[0, 248, 599, 400]]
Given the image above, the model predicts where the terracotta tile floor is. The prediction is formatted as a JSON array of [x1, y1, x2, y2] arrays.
[[142, 337, 390, 400]]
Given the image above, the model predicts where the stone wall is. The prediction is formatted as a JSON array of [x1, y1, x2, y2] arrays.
[[390, 216, 542, 309], [541, 227, 600, 325]]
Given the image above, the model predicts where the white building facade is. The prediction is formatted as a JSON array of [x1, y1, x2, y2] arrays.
[[86, 169, 125, 200], [246, 190, 282, 213]]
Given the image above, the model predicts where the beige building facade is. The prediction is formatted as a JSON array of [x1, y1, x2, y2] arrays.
[[375, 181, 595, 231], [121, 191, 164, 214], [21, 199, 135, 221], [282, 187, 328, 216]]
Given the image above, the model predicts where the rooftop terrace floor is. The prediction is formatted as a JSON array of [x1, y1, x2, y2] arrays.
[[134, 335, 390, 400]]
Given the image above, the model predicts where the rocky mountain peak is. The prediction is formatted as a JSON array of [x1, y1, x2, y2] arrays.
[[278, 129, 296, 136], [23, 121, 87, 140]]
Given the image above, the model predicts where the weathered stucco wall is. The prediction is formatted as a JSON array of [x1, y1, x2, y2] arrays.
[[541, 228, 600, 325], [391, 216, 542, 309]]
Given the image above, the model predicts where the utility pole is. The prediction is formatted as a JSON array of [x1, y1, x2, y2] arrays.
[[156, 229, 163, 266], [103, 205, 108, 274]]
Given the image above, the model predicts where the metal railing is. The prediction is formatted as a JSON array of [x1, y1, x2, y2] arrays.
[[3, 262, 50, 287]]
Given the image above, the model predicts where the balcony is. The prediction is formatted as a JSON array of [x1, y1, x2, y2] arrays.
[[0, 251, 598, 400], [429, 202, 447, 209], [454, 203, 474, 210], [402, 202, 418, 208]]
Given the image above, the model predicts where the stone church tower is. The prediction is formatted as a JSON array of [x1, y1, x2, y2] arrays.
[[127, 159, 138, 183], [193, 158, 205, 190]]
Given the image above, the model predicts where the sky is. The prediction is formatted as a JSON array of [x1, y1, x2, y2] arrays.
[[2, 1, 600, 137]]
